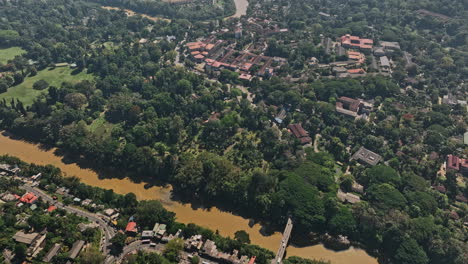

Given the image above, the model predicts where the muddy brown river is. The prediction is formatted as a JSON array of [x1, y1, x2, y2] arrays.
[[0, 132, 377, 264]]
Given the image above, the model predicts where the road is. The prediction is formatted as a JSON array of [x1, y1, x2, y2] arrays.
[[20, 184, 115, 255], [272, 218, 293, 264]]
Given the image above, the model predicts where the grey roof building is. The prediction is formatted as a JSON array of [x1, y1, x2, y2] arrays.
[[68, 240, 85, 259], [43, 243, 61, 262], [351, 147, 382, 166]]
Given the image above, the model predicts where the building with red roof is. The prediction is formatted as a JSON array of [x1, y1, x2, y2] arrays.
[[347, 51, 365, 64], [47, 205, 57, 212], [341, 34, 373, 51], [19, 192, 38, 204], [287, 123, 312, 144], [447, 155, 468, 174], [347, 68, 366, 74], [125, 222, 138, 234], [248, 256, 256, 264]]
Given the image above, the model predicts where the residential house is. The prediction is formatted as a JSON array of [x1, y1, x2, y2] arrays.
[[156, 224, 166, 238], [78, 222, 99, 232], [142, 230, 154, 239], [81, 199, 92, 207], [351, 147, 382, 166], [27, 232, 47, 257], [287, 123, 312, 145], [68, 240, 85, 259], [13, 231, 40, 245], [379, 41, 400, 51], [379, 56, 391, 72], [43, 243, 61, 263], [351, 182, 364, 194], [1, 193, 19, 202], [442, 94, 467, 106], [184, 235, 204, 251], [125, 222, 138, 235], [335, 96, 362, 118], [373, 46, 385, 57], [446, 155, 468, 175], [347, 51, 365, 64], [337, 190, 361, 204], [19, 192, 38, 204]]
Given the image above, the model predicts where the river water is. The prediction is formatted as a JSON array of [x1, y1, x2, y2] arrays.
[[231, 0, 249, 18], [0, 132, 377, 264]]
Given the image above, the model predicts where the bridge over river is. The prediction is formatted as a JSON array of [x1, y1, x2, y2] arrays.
[[272, 218, 293, 264]]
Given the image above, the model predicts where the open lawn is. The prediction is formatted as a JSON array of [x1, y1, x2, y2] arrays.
[[0, 67, 93, 106], [88, 114, 114, 138], [0, 47, 26, 64]]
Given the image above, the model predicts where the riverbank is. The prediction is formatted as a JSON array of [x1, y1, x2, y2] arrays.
[[228, 0, 248, 19], [101, 6, 171, 22], [0, 132, 377, 264]]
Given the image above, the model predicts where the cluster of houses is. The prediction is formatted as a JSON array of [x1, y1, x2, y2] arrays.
[[10, 227, 86, 263], [186, 37, 285, 81], [124, 220, 257, 264], [318, 34, 400, 78]]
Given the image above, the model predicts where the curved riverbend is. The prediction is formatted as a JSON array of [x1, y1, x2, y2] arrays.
[[230, 0, 249, 18], [0, 132, 377, 264]]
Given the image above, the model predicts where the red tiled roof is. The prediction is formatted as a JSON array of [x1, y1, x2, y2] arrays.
[[337, 97, 361, 112], [288, 123, 312, 144], [347, 68, 366, 74], [248, 256, 256, 264], [20, 192, 38, 204], [432, 185, 447, 193], [125, 222, 137, 232], [47, 206, 57, 212], [447, 155, 460, 171], [341, 34, 373, 50]]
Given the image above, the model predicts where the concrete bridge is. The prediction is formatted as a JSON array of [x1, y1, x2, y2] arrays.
[[272, 218, 293, 264]]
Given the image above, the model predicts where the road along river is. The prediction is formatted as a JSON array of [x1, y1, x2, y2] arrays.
[[0, 132, 377, 264]]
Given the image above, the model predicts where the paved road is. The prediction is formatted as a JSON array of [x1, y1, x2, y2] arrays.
[[21, 184, 115, 255], [272, 218, 293, 264]]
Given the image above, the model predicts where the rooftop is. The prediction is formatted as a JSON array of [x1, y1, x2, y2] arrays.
[[125, 221, 137, 233], [351, 147, 382, 166], [69, 240, 85, 259], [19, 192, 38, 204], [13, 231, 39, 245], [43, 243, 61, 262], [287, 123, 312, 144]]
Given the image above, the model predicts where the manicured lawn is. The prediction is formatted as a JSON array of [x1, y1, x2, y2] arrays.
[[0, 47, 26, 64], [0, 67, 93, 106]]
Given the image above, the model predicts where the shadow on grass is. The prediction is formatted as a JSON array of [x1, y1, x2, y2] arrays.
[[71, 68, 84, 75]]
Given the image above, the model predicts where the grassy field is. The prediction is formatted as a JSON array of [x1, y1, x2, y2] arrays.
[[0, 47, 26, 64], [0, 67, 93, 106], [88, 114, 114, 138]]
